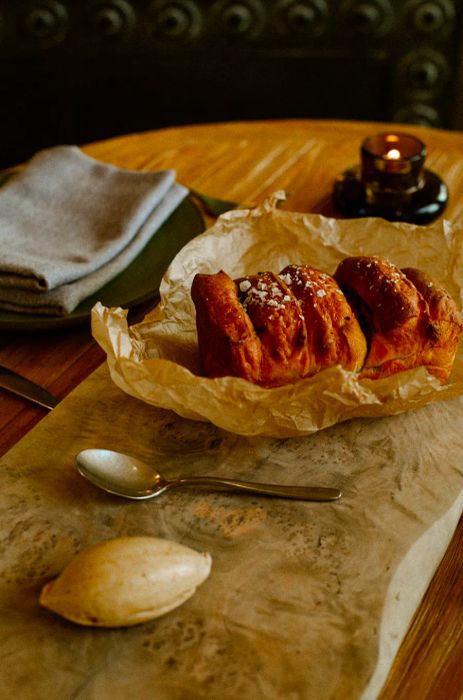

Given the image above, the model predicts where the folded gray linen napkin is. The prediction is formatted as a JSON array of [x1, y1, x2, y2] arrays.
[[0, 146, 188, 315]]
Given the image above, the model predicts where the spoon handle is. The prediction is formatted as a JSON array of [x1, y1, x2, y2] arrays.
[[174, 477, 341, 502]]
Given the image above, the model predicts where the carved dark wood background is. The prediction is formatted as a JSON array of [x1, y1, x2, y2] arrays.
[[0, 0, 462, 168]]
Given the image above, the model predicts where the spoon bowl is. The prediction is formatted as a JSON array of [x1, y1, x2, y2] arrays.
[[75, 449, 342, 502]]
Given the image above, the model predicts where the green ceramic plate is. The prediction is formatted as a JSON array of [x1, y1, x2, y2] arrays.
[[0, 196, 205, 331]]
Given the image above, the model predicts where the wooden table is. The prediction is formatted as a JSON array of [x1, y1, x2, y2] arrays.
[[1, 120, 462, 699]]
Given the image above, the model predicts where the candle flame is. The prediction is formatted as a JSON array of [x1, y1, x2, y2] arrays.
[[385, 148, 401, 160]]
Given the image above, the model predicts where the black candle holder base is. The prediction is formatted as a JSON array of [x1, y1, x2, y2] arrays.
[[332, 165, 448, 225]]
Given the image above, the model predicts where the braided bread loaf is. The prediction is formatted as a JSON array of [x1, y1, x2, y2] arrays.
[[191, 256, 463, 387]]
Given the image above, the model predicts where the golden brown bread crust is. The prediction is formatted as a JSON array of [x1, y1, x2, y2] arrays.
[[334, 256, 463, 382], [192, 257, 462, 387], [191, 271, 262, 383], [280, 265, 367, 375], [402, 267, 463, 383], [236, 270, 311, 386], [334, 256, 425, 379], [192, 265, 367, 387]]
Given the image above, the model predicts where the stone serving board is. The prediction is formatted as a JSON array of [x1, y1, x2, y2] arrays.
[[1, 364, 463, 700]]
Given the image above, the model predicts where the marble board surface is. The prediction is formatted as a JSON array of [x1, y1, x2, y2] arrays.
[[1, 364, 463, 700]]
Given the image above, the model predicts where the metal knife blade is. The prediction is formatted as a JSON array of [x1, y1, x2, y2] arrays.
[[0, 365, 59, 410]]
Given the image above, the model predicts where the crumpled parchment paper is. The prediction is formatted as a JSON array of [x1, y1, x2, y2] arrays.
[[92, 193, 463, 437]]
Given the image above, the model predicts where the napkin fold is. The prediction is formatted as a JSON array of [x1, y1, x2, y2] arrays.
[[0, 146, 188, 315]]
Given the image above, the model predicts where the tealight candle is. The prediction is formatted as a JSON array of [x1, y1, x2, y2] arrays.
[[361, 132, 426, 209], [332, 131, 448, 225]]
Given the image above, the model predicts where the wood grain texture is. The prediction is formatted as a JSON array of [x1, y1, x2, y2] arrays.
[[1, 120, 463, 699], [0, 364, 462, 699]]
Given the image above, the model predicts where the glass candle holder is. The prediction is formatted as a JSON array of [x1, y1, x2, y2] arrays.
[[332, 131, 448, 225], [362, 133, 425, 207]]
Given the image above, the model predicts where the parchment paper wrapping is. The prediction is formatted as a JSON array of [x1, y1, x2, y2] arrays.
[[92, 193, 463, 437]]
